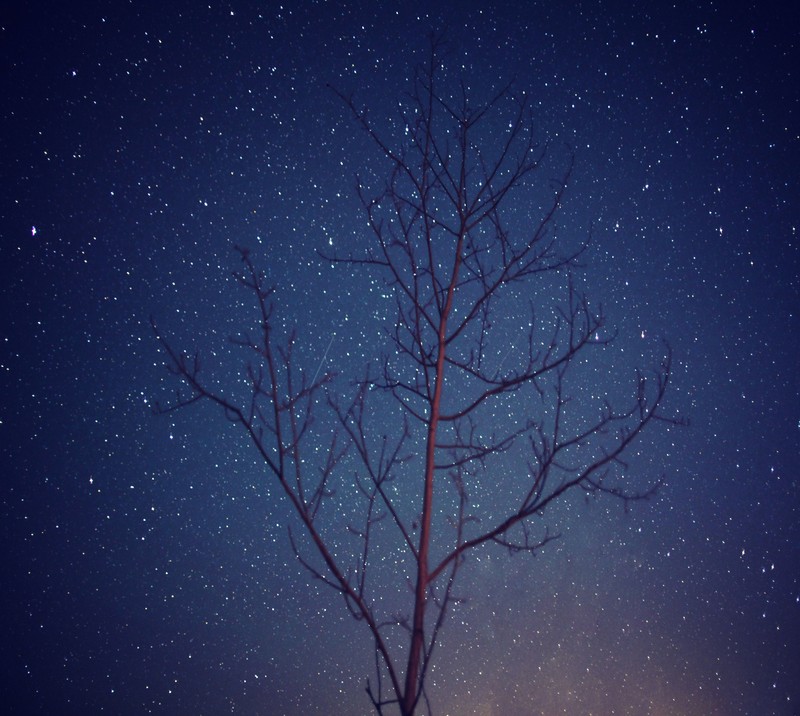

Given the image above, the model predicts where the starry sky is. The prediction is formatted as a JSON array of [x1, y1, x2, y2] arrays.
[[1, 1, 798, 715]]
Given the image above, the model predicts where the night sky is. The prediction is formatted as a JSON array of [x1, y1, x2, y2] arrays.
[[2, 2, 798, 715]]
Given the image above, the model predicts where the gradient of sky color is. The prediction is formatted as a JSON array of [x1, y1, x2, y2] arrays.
[[2, 2, 798, 714]]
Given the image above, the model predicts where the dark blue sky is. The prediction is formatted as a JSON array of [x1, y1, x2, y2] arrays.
[[1, 2, 798, 714]]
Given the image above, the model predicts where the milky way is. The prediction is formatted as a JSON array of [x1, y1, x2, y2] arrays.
[[1, 2, 798, 714]]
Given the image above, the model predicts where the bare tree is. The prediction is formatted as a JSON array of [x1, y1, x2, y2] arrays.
[[153, 36, 677, 716]]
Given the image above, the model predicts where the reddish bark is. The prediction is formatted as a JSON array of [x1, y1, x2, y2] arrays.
[[153, 34, 678, 716]]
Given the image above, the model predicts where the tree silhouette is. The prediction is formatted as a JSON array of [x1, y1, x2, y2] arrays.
[[153, 36, 677, 716]]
